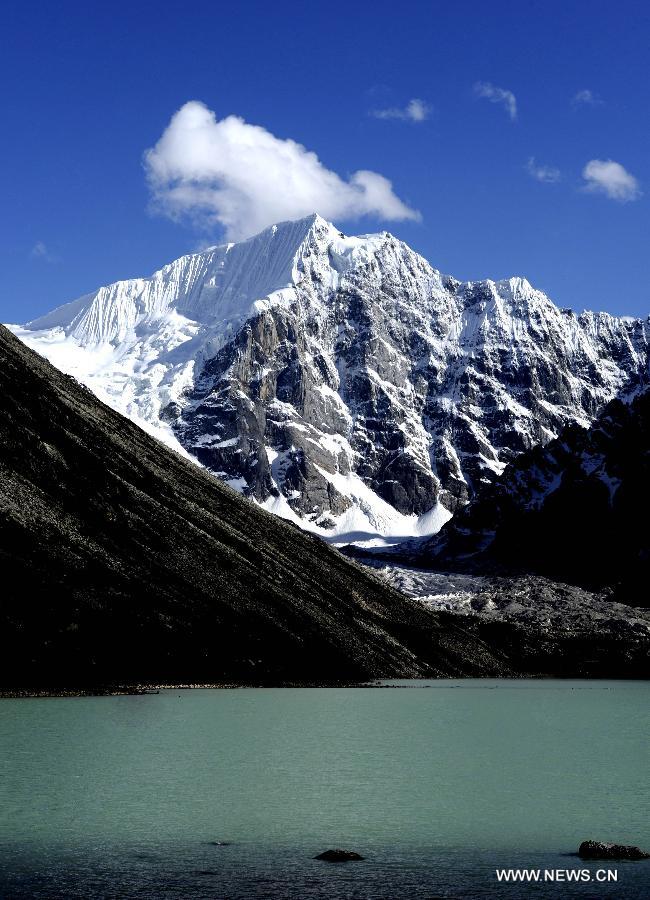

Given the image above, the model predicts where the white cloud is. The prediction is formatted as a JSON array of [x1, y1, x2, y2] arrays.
[[582, 159, 641, 202], [526, 157, 561, 183], [473, 82, 517, 120], [30, 241, 58, 263], [572, 89, 602, 107], [144, 101, 420, 240], [371, 98, 431, 122]]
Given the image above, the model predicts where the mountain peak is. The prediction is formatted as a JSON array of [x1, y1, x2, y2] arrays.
[[24, 214, 345, 344], [10, 217, 649, 543], [247, 211, 336, 242], [497, 276, 534, 296], [236, 212, 341, 256]]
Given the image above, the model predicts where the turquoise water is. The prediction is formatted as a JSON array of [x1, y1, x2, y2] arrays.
[[0, 680, 648, 898]]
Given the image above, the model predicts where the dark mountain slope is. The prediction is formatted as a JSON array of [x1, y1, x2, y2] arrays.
[[422, 390, 650, 605], [0, 325, 517, 689]]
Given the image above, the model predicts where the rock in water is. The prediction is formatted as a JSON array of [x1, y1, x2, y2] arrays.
[[315, 849, 365, 862], [578, 840, 650, 860]]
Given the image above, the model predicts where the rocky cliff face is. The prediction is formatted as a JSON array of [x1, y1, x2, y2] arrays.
[[12, 214, 650, 542]]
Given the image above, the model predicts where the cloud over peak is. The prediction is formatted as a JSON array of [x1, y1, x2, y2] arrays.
[[473, 82, 517, 120], [582, 159, 641, 202], [370, 98, 431, 122], [144, 101, 419, 240]]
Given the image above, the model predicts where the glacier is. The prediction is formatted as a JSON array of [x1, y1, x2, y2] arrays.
[[9, 213, 650, 544]]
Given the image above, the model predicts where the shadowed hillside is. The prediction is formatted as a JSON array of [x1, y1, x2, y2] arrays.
[[424, 390, 650, 606], [0, 325, 516, 690]]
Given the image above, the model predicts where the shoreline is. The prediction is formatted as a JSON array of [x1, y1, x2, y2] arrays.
[[0, 681, 376, 698], [2, 674, 648, 698]]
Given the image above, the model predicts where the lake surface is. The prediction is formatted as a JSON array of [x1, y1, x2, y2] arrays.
[[1, 680, 648, 898]]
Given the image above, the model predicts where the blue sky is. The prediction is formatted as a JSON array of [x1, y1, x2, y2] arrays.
[[1, 0, 648, 322]]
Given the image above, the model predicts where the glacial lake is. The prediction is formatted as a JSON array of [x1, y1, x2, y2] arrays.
[[1, 680, 648, 899]]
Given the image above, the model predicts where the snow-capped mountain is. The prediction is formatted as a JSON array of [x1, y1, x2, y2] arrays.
[[10, 214, 650, 543]]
